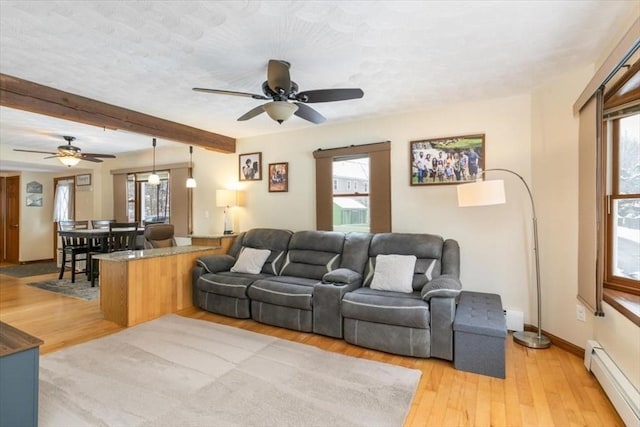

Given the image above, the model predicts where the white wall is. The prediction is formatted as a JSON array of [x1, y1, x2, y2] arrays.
[[188, 95, 536, 327], [19, 172, 55, 261], [531, 65, 595, 347]]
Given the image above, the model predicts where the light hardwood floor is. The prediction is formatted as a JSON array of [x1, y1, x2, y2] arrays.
[[0, 269, 623, 426]]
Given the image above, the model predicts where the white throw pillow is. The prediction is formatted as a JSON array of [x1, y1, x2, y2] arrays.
[[230, 247, 271, 274], [369, 254, 417, 293]]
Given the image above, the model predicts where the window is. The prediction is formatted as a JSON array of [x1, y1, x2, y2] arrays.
[[333, 156, 370, 232], [113, 163, 191, 236], [126, 171, 171, 224], [605, 113, 640, 294], [53, 178, 74, 222], [314, 141, 390, 233]]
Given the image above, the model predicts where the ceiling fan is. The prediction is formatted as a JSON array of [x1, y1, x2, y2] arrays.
[[193, 59, 364, 124], [13, 136, 116, 167]]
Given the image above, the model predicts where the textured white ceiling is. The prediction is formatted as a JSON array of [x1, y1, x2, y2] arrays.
[[0, 0, 636, 171]]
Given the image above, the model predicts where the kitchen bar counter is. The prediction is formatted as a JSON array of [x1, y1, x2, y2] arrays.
[[96, 245, 221, 327]]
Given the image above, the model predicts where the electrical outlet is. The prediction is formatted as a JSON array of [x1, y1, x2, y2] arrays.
[[576, 304, 586, 322]]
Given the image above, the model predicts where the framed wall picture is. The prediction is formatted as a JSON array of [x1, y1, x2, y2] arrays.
[[26, 194, 43, 207], [76, 174, 91, 186], [410, 134, 485, 186], [268, 162, 288, 192], [239, 152, 262, 181], [26, 181, 43, 193]]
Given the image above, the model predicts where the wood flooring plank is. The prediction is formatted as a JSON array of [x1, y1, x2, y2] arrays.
[[0, 269, 627, 427]]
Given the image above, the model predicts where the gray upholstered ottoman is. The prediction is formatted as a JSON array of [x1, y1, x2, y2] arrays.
[[453, 291, 507, 378]]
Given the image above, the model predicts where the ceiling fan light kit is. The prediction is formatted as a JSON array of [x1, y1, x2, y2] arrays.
[[194, 59, 364, 125], [264, 101, 298, 124], [59, 156, 81, 167]]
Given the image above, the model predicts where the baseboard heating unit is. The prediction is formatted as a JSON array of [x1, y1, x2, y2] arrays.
[[584, 340, 640, 427]]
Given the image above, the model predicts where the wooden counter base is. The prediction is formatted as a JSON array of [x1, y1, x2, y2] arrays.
[[98, 246, 219, 327]]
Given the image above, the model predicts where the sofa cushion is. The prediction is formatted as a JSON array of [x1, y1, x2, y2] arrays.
[[341, 287, 430, 329], [369, 254, 416, 293], [231, 247, 271, 274], [197, 272, 270, 299], [279, 231, 344, 279], [248, 277, 317, 310]]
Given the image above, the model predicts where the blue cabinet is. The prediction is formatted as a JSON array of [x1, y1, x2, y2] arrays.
[[0, 322, 43, 427]]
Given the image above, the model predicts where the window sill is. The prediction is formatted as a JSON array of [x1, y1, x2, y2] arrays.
[[603, 288, 640, 327]]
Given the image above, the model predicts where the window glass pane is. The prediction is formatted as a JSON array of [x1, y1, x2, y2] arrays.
[[141, 178, 171, 223], [126, 174, 136, 222], [332, 196, 369, 232], [618, 114, 639, 195], [333, 157, 369, 195], [611, 198, 640, 280], [332, 157, 369, 232]]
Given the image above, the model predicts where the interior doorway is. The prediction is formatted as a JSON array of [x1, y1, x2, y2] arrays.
[[1, 175, 20, 263]]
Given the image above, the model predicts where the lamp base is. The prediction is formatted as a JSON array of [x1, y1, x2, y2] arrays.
[[223, 230, 234, 235], [513, 331, 551, 349]]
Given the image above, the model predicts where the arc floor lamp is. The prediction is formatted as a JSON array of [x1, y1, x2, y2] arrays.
[[457, 168, 551, 349]]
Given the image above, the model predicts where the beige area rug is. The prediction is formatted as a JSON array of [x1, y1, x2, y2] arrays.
[[39, 314, 421, 427]]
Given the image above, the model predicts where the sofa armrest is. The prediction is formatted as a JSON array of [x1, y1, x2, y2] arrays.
[[322, 268, 362, 286], [196, 254, 236, 274], [429, 296, 456, 361], [420, 274, 462, 301]]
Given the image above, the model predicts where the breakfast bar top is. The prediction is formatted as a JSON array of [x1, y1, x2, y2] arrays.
[[92, 245, 219, 262]]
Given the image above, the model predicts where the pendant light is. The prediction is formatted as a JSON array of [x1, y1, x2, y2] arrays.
[[148, 138, 160, 185], [186, 145, 197, 188]]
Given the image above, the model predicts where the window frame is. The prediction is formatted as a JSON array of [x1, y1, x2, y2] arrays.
[[314, 141, 391, 233], [604, 114, 640, 295]]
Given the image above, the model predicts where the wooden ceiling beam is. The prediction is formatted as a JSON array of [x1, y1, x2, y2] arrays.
[[0, 73, 235, 153]]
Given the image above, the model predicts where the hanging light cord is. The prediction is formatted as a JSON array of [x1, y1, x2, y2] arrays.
[[152, 138, 157, 173]]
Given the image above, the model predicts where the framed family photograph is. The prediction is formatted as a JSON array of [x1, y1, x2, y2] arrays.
[[410, 134, 485, 186], [268, 162, 288, 192], [76, 174, 91, 186], [239, 152, 262, 181]]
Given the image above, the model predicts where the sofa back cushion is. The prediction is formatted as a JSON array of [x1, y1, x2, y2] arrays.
[[231, 228, 293, 275], [280, 231, 345, 279], [363, 233, 458, 291]]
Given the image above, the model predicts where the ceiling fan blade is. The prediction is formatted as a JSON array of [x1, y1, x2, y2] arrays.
[[237, 104, 266, 121], [296, 88, 364, 103], [13, 148, 58, 155], [82, 153, 116, 158], [193, 88, 268, 100], [267, 60, 291, 96], [79, 156, 103, 163], [293, 103, 326, 124]]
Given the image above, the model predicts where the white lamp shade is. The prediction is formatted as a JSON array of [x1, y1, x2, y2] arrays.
[[186, 177, 197, 188], [457, 179, 506, 207], [263, 101, 298, 123], [59, 156, 80, 167], [216, 189, 236, 207], [148, 173, 160, 185]]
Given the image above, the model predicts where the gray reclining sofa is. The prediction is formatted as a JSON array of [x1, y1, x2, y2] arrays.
[[192, 228, 462, 360]]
